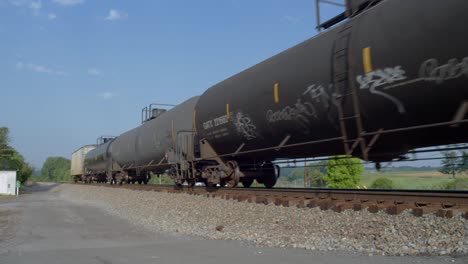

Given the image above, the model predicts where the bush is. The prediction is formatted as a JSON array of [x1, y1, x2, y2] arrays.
[[370, 177, 394, 189], [324, 156, 364, 188], [443, 178, 468, 190]]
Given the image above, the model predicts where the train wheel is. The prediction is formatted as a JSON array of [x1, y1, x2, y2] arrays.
[[175, 179, 185, 188], [241, 179, 254, 188], [187, 179, 195, 187], [263, 177, 276, 189], [206, 181, 216, 188], [261, 162, 278, 189], [225, 161, 240, 188], [138, 180, 142, 184]]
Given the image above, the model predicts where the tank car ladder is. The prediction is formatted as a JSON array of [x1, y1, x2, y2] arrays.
[[333, 22, 377, 161]]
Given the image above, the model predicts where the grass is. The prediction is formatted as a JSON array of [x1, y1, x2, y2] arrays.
[[0, 195, 16, 199], [360, 170, 467, 190]]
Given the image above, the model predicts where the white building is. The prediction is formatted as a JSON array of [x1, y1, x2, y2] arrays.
[[0, 171, 17, 195]]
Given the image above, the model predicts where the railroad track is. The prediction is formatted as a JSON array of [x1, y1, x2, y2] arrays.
[[74, 183, 468, 219]]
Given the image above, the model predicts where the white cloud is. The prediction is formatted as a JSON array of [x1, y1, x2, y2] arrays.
[[52, 0, 84, 6], [105, 9, 127, 21], [8, 0, 28, 7], [88, 68, 100, 76], [283, 15, 299, 24], [28, 63, 52, 74], [16, 61, 24, 69], [16, 61, 69, 76], [98, 92, 115, 100], [48, 13, 57, 20], [29, 0, 41, 15]]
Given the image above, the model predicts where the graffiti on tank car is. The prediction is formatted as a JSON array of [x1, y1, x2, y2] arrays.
[[419, 57, 468, 84], [232, 112, 257, 140], [302, 84, 332, 108], [303, 83, 343, 108], [266, 99, 318, 128], [356, 66, 407, 113], [357, 66, 407, 90], [357, 57, 468, 114]]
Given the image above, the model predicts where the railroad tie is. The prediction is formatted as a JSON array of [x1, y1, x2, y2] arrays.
[[435, 209, 454, 219]]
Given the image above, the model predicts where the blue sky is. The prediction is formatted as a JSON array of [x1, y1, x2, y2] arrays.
[[1, 0, 348, 168]]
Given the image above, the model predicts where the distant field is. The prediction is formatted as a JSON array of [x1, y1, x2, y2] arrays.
[[361, 170, 467, 190]]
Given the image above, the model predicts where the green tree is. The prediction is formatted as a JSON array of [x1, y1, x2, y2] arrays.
[[458, 151, 468, 174], [286, 169, 303, 183], [40, 157, 71, 181], [0, 127, 32, 183], [0, 127, 9, 149], [323, 156, 364, 188], [0, 127, 14, 162], [370, 177, 394, 189], [439, 152, 459, 179], [306, 161, 326, 187]]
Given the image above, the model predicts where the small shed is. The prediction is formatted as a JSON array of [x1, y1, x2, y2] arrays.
[[0, 171, 17, 195]]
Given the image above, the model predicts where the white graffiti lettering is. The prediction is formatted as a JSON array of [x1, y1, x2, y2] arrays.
[[356, 66, 407, 113], [266, 99, 318, 128], [233, 112, 257, 140], [419, 57, 468, 84], [302, 84, 331, 108], [357, 66, 407, 90]]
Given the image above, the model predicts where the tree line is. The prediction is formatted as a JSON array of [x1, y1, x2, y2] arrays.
[[1, 126, 72, 183], [35, 157, 71, 182], [281, 152, 468, 189]]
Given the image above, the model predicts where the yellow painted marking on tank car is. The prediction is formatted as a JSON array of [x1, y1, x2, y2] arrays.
[[193, 111, 197, 134], [274, 82, 279, 103], [226, 103, 230, 120], [362, 47, 373, 73]]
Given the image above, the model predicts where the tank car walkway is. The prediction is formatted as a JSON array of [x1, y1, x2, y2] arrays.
[[0, 183, 464, 264]]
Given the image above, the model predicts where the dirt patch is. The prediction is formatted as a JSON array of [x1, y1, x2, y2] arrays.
[[24, 180, 38, 187]]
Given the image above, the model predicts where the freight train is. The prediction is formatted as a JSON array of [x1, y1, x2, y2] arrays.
[[72, 0, 468, 188]]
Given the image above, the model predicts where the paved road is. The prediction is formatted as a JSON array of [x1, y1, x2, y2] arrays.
[[0, 184, 465, 264]]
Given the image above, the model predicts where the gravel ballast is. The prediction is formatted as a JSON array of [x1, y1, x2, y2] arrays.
[[59, 184, 467, 256]]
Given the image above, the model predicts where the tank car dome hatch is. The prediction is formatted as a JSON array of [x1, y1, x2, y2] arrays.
[[141, 103, 176, 123], [96, 136, 116, 145], [151, 108, 166, 119]]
